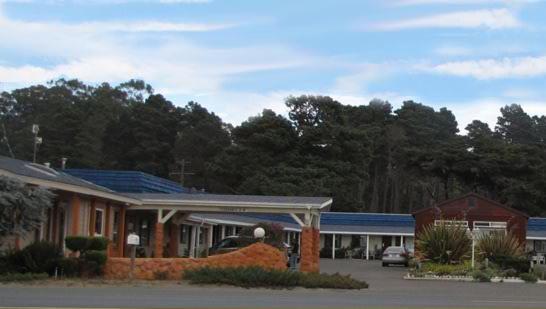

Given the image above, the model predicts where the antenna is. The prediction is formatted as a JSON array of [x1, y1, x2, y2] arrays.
[[32, 124, 42, 163], [169, 159, 194, 186]]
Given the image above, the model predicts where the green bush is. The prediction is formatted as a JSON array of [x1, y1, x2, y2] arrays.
[[65, 236, 90, 253], [471, 270, 492, 282], [490, 255, 530, 274], [87, 237, 109, 251], [501, 268, 518, 278], [58, 258, 80, 277], [1, 242, 61, 275], [183, 266, 368, 289], [420, 261, 472, 276], [416, 222, 471, 264], [520, 272, 538, 283], [81, 251, 107, 276], [477, 231, 523, 261], [0, 272, 49, 282], [532, 265, 546, 281]]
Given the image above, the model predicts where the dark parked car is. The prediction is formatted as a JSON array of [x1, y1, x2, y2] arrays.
[[382, 246, 409, 267], [209, 236, 254, 256]]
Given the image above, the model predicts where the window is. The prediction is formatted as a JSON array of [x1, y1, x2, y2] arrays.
[[473, 221, 507, 229], [94, 209, 104, 236], [225, 226, 234, 236], [112, 210, 120, 243], [534, 240, 546, 253], [180, 225, 189, 245]]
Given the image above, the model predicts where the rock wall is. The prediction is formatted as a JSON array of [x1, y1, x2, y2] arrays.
[[104, 242, 287, 280]]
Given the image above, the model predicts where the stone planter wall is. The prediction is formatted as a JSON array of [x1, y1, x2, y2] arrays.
[[104, 242, 287, 280]]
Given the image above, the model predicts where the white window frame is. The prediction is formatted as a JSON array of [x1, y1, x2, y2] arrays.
[[473, 221, 507, 230], [434, 220, 469, 227], [94, 208, 105, 236]]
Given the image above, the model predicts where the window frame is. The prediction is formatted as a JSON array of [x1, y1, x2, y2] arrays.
[[94, 208, 105, 236]]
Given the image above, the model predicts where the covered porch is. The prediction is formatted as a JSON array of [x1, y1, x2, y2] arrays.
[[121, 193, 332, 273]]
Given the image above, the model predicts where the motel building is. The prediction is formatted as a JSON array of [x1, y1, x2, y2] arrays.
[[1, 155, 546, 272]]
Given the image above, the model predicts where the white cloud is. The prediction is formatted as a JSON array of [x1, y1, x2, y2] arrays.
[[0, 2, 315, 96], [369, 9, 520, 31], [392, 0, 540, 6], [434, 46, 473, 57], [428, 55, 546, 79]]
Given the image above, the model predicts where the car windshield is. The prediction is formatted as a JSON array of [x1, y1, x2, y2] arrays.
[[385, 247, 404, 253]]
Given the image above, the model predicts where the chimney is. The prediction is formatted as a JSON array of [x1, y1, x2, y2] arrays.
[[61, 157, 67, 169]]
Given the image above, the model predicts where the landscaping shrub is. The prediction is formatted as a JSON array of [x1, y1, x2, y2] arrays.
[[239, 222, 284, 249], [471, 270, 492, 282], [87, 237, 109, 251], [477, 231, 523, 261], [183, 266, 368, 289], [501, 268, 518, 278], [520, 272, 538, 283], [489, 255, 530, 274], [1, 241, 61, 275], [0, 272, 48, 282], [532, 265, 546, 281], [420, 261, 472, 276], [65, 236, 90, 253], [416, 221, 471, 264], [81, 251, 107, 276], [58, 257, 80, 277]]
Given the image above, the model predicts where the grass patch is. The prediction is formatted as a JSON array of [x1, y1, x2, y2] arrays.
[[183, 266, 368, 290], [0, 272, 49, 282]]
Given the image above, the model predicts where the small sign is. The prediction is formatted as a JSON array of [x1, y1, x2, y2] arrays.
[[127, 233, 140, 245]]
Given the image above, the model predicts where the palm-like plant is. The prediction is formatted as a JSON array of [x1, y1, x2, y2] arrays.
[[416, 222, 471, 264], [476, 231, 523, 260]]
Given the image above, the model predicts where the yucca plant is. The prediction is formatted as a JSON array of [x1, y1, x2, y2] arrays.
[[476, 231, 523, 260], [416, 222, 471, 264]]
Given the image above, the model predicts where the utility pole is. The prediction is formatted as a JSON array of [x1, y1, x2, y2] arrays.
[[170, 159, 194, 187]]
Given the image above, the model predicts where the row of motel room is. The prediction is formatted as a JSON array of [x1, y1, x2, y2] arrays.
[[1, 155, 546, 264]]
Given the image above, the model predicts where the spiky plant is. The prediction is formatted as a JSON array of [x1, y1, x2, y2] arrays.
[[476, 231, 523, 260], [416, 222, 471, 264]]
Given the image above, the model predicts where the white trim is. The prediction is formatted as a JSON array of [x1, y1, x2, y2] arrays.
[[135, 198, 332, 212], [158, 209, 177, 224], [435, 220, 468, 227], [528, 237, 546, 240], [290, 213, 305, 227], [0, 169, 141, 205]]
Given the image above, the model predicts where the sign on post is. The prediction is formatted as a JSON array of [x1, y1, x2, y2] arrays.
[[127, 233, 140, 245], [127, 233, 140, 280]]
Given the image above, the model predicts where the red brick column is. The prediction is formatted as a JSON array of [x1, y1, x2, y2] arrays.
[[154, 222, 164, 258], [169, 223, 179, 258], [70, 194, 81, 236], [300, 227, 320, 273]]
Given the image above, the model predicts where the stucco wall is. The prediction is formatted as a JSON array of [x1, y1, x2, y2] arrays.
[[104, 242, 287, 280]]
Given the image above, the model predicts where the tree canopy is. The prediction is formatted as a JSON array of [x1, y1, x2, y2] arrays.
[[0, 176, 55, 241], [1, 79, 545, 216]]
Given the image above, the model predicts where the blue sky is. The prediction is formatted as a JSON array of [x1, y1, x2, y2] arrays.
[[1, 0, 546, 130]]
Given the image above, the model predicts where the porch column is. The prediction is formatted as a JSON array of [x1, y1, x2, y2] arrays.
[[300, 212, 320, 273], [89, 200, 96, 236], [118, 207, 126, 257], [331, 234, 336, 260], [401, 235, 404, 247], [169, 223, 179, 258], [221, 225, 226, 239], [70, 194, 81, 236], [189, 225, 197, 258], [366, 235, 370, 260], [154, 221, 164, 258]]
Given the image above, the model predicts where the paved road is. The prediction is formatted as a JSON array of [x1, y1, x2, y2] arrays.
[[1, 259, 545, 308]]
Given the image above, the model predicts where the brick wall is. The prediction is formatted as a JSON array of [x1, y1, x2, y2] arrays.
[[104, 242, 287, 280]]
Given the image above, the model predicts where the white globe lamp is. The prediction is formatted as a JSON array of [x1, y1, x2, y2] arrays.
[[253, 227, 266, 239]]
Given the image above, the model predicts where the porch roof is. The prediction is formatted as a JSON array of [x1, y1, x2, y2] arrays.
[[126, 192, 332, 214]]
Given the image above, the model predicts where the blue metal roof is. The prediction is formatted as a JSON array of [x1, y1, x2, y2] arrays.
[[64, 169, 191, 194], [321, 212, 415, 227], [528, 217, 546, 239]]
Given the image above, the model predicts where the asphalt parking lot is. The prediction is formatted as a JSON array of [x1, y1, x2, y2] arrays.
[[1, 259, 546, 308]]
